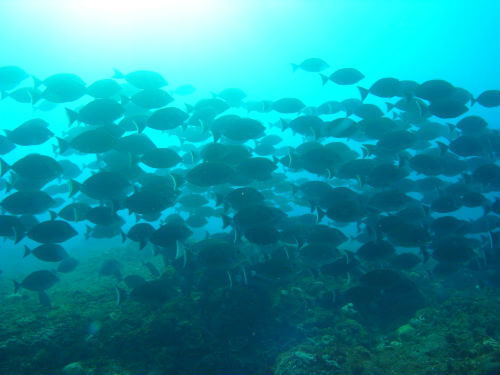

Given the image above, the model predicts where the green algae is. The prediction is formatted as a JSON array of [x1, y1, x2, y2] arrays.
[[0, 245, 499, 374]]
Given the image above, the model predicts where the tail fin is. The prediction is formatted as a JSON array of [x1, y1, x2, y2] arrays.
[[32, 75, 42, 88], [68, 179, 81, 197], [222, 215, 232, 229], [23, 245, 31, 258], [56, 137, 70, 154], [386, 102, 395, 112], [65, 108, 79, 126], [290, 63, 300, 72], [12, 226, 24, 244], [215, 193, 224, 207], [112, 68, 125, 79], [358, 86, 369, 101], [0, 158, 10, 177], [13, 281, 21, 294], [120, 230, 127, 243], [320, 74, 329, 86]]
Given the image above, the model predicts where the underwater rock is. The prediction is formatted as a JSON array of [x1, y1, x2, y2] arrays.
[[62, 361, 85, 375]]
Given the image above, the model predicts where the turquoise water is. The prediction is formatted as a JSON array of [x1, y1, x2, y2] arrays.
[[1, 1, 500, 374]]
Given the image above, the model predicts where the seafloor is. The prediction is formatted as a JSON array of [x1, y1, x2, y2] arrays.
[[1, 243, 499, 375]]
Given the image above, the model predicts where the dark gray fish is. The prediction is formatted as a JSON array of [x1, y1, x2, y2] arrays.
[[99, 259, 122, 280], [129, 279, 173, 305], [354, 103, 384, 120], [0, 135, 15, 155], [378, 216, 430, 247], [218, 87, 247, 107], [186, 214, 208, 228], [86, 206, 122, 226], [284, 115, 323, 138], [141, 148, 181, 169], [0, 214, 25, 243], [432, 236, 476, 264], [449, 135, 488, 157], [357, 240, 395, 261], [27, 220, 78, 244], [114, 133, 157, 155], [232, 204, 287, 230], [70, 171, 131, 201], [186, 162, 234, 186], [1, 190, 55, 215], [14, 270, 59, 292], [42, 73, 86, 103], [429, 97, 468, 119], [323, 188, 366, 223], [217, 187, 265, 211], [244, 225, 280, 245], [272, 97, 305, 113], [218, 117, 265, 142], [67, 98, 124, 126], [86, 78, 122, 98], [58, 202, 91, 222], [473, 163, 500, 188], [300, 242, 339, 268], [58, 127, 118, 154], [0, 65, 28, 90], [24, 244, 68, 262], [126, 222, 155, 249], [474, 90, 500, 108], [359, 77, 400, 100], [87, 221, 124, 239], [456, 116, 488, 135], [124, 274, 147, 289], [306, 225, 347, 247], [113, 69, 167, 89], [291, 58, 329, 73], [150, 222, 193, 247], [58, 159, 82, 179], [125, 189, 175, 215], [201, 143, 251, 165], [415, 79, 455, 101], [177, 193, 209, 210], [57, 257, 79, 273], [431, 216, 469, 237], [6, 118, 53, 146], [409, 153, 443, 176], [237, 157, 276, 181], [244, 100, 273, 113], [316, 100, 344, 115], [1, 153, 62, 183], [321, 68, 364, 85], [368, 190, 415, 212], [130, 88, 173, 109], [389, 253, 421, 270], [147, 106, 189, 130], [3, 87, 42, 104], [150, 221, 192, 248], [194, 238, 242, 271]]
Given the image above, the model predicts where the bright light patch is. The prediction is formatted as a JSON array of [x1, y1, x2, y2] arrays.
[[52, 0, 238, 45]]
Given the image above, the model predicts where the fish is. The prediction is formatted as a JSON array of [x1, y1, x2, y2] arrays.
[[5, 118, 53, 146], [41, 73, 86, 103], [291, 58, 329, 73], [321, 68, 364, 86], [0, 62, 498, 332]]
